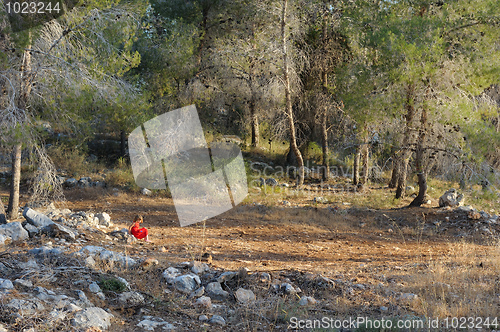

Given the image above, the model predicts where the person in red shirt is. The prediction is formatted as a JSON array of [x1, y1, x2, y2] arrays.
[[129, 215, 150, 242]]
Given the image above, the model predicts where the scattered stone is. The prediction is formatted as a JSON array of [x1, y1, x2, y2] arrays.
[[141, 188, 152, 196], [65, 303, 83, 313], [42, 222, 77, 241], [299, 296, 317, 306], [439, 189, 464, 207], [209, 315, 226, 326], [260, 272, 271, 283], [190, 286, 205, 298], [23, 223, 39, 238], [399, 293, 418, 301], [23, 207, 54, 228], [0, 222, 29, 241], [235, 288, 256, 304], [199, 315, 208, 322], [64, 178, 78, 188], [78, 177, 92, 187], [137, 316, 175, 331], [163, 267, 182, 284], [118, 291, 145, 306], [0, 278, 14, 290], [191, 261, 210, 274], [107, 229, 135, 244], [89, 282, 101, 293], [29, 245, 64, 257], [14, 278, 32, 289], [281, 200, 291, 206], [71, 307, 113, 330], [265, 178, 279, 186], [6, 298, 45, 315], [48, 309, 67, 322], [194, 296, 212, 310], [95, 213, 112, 227], [205, 282, 229, 301], [281, 283, 296, 295], [217, 271, 237, 283], [313, 196, 328, 204], [79, 246, 137, 267], [85, 256, 96, 269], [380, 306, 388, 311], [173, 275, 201, 294]]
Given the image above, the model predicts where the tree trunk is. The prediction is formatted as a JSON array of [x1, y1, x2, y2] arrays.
[[395, 160, 408, 199], [410, 107, 428, 207], [361, 142, 369, 184], [395, 83, 415, 199], [281, 0, 304, 185], [250, 99, 259, 147], [197, 6, 209, 66], [353, 147, 360, 185], [321, 106, 329, 180], [320, 16, 329, 181], [389, 158, 398, 188], [8, 45, 32, 219], [7, 143, 22, 219]]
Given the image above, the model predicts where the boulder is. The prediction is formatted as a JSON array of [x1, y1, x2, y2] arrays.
[[163, 267, 182, 284], [89, 282, 101, 293], [71, 307, 114, 330], [95, 213, 111, 227], [299, 296, 317, 306], [23, 223, 39, 237], [439, 189, 464, 207], [23, 207, 54, 228], [313, 196, 328, 204], [173, 275, 201, 294], [0, 278, 14, 290], [6, 298, 45, 315], [191, 261, 210, 274], [209, 315, 226, 326], [78, 177, 92, 188], [0, 222, 29, 241], [141, 188, 152, 196], [235, 288, 256, 304], [137, 316, 175, 331], [41, 223, 77, 241], [194, 296, 212, 310], [118, 291, 145, 306], [205, 282, 229, 301], [64, 178, 78, 188], [265, 178, 279, 186], [79, 246, 137, 267]]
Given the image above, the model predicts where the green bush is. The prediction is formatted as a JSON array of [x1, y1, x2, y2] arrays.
[[98, 278, 127, 293]]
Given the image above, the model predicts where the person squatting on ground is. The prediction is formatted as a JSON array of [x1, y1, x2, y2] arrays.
[[129, 215, 150, 242]]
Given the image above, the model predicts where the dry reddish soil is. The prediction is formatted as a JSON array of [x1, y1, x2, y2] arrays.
[[5, 185, 499, 331], [61, 187, 496, 279]]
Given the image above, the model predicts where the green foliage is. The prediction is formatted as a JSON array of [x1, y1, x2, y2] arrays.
[[98, 277, 127, 293], [302, 141, 322, 163]]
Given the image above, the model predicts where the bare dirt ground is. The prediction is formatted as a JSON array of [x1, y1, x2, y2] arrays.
[[3, 183, 499, 331], [55, 185, 500, 331]]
